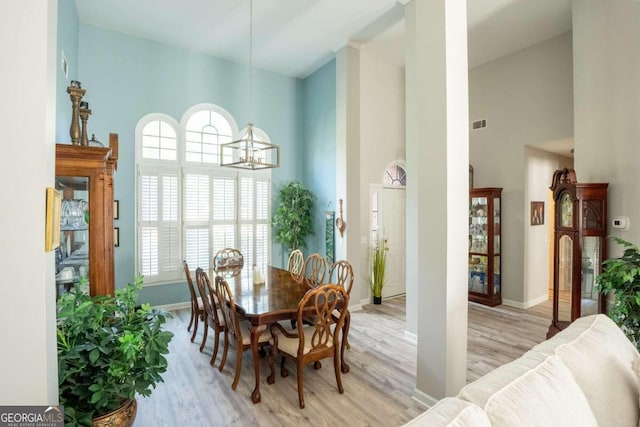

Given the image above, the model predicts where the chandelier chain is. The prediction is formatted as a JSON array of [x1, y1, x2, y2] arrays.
[[249, 0, 253, 123]]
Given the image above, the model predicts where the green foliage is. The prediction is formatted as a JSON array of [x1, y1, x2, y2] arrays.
[[271, 181, 316, 251], [57, 277, 173, 426], [595, 237, 640, 350], [369, 237, 387, 297]]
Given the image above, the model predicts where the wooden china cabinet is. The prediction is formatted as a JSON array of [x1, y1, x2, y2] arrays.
[[547, 168, 608, 338], [55, 134, 118, 296], [468, 187, 502, 306]]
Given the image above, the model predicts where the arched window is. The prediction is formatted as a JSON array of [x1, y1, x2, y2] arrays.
[[135, 106, 270, 285], [383, 161, 407, 188], [182, 104, 238, 164]]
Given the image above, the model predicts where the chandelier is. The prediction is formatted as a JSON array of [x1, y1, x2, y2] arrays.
[[221, 0, 280, 170]]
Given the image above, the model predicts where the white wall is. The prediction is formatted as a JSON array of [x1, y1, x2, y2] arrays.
[[469, 32, 574, 304], [0, 1, 59, 404], [359, 21, 406, 304], [573, 0, 640, 256], [523, 147, 573, 307]]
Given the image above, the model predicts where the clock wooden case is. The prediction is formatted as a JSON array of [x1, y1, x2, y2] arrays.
[[547, 168, 608, 338]]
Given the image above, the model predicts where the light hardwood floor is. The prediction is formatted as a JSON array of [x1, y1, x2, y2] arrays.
[[135, 296, 551, 426]]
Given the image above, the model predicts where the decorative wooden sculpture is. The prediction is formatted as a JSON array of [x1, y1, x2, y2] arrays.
[[67, 81, 85, 145], [336, 198, 346, 238]]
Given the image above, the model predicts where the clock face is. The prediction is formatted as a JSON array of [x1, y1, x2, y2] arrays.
[[560, 193, 573, 228], [384, 164, 406, 187]]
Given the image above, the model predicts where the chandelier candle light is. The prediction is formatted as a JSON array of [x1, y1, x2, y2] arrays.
[[220, 0, 280, 170]]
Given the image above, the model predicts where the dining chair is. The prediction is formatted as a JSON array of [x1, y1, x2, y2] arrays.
[[195, 268, 226, 365], [303, 253, 326, 287], [287, 249, 305, 282], [213, 248, 244, 273], [267, 284, 350, 408], [215, 275, 270, 390], [329, 260, 354, 355], [183, 260, 204, 344]]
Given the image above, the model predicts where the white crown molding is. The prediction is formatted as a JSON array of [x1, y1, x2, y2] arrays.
[[331, 39, 366, 54]]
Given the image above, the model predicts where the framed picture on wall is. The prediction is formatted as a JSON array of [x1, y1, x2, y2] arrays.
[[531, 201, 544, 226], [45, 187, 62, 251]]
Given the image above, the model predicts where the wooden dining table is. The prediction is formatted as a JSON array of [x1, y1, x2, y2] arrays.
[[219, 265, 350, 403]]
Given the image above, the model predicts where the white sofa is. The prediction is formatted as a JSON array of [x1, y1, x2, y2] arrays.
[[405, 314, 640, 426]]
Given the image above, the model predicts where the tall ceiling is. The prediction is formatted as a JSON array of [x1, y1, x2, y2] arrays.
[[75, 0, 572, 79]]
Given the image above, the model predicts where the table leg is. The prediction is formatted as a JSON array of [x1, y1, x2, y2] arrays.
[[341, 311, 350, 374], [250, 323, 267, 403]]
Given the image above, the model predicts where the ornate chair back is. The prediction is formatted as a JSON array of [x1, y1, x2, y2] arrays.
[[287, 249, 305, 281], [213, 248, 244, 272], [303, 253, 326, 287]]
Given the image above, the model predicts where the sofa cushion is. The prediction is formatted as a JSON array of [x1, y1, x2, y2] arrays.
[[458, 353, 598, 427], [532, 314, 640, 427], [402, 398, 491, 427]]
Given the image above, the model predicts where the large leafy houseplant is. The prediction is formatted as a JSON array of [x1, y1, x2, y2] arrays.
[[57, 277, 173, 426], [595, 237, 640, 350], [272, 180, 316, 251], [369, 237, 387, 303]]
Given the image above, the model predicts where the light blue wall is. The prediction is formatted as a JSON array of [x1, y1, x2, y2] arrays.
[[302, 59, 337, 258], [56, 0, 79, 143], [71, 23, 302, 306]]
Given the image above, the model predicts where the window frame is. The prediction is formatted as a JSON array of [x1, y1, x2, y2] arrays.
[[135, 106, 272, 287]]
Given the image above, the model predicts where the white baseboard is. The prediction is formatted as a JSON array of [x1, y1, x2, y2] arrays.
[[412, 389, 437, 408], [404, 330, 417, 345], [502, 294, 549, 310], [350, 302, 363, 312], [155, 301, 190, 311]]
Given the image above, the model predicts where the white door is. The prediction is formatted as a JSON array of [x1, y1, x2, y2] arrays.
[[371, 185, 406, 298]]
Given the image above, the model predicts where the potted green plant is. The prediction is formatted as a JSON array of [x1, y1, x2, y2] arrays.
[[56, 277, 173, 426], [369, 237, 387, 304], [272, 180, 316, 251], [595, 237, 640, 350]]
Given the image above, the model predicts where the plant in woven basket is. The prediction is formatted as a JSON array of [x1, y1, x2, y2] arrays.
[[57, 277, 173, 426]]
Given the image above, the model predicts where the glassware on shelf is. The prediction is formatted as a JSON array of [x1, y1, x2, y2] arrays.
[[61, 199, 88, 230]]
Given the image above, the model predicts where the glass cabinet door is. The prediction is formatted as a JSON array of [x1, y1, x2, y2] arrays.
[[581, 236, 602, 316], [557, 235, 573, 323], [468, 188, 502, 306], [56, 176, 90, 295]]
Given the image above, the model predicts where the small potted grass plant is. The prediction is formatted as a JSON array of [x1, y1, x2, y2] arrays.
[[369, 237, 387, 304]]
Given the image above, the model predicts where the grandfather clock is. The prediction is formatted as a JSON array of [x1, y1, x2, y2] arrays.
[[547, 168, 608, 338]]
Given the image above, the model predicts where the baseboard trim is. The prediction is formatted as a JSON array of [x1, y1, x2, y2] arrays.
[[412, 389, 437, 408], [404, 330, 417, 345], [350, 302, 363, 312], [155, 301, 190, 311], [502, 295, 549, 310]]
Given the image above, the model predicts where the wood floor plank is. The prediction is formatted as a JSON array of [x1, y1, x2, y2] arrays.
[[135, 296, 551, 426]]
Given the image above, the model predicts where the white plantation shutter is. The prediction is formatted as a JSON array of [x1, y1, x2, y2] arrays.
[[238, 173, 271, 270], [184, 173, 210, 270], [136, 107, 271, 286], [138, 167, 180, 281], [255, 178, 270, 269], [212, 175, 236, 253]]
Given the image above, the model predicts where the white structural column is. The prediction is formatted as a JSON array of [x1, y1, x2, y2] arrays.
[[405, 0, 469, 403], [573, 0, 640, 246], [335, 46, 364, 303], [0, 1, 59, 403]]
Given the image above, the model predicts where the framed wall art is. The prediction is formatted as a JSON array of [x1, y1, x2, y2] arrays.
[[45, 187, 62, 251], [531, 201, 544, 226]]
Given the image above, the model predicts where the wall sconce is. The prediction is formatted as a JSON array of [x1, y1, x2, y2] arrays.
[[336, 198, 346, 238]]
